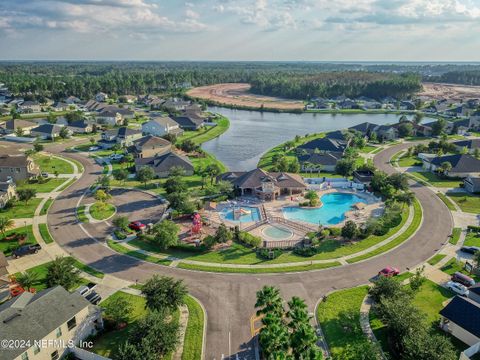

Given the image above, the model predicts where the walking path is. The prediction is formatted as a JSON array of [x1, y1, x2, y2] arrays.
[[359, 295, 387, 360]]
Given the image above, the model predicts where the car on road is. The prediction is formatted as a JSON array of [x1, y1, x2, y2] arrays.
[[129, 221, 146, 231], [109, 154, 124, 161], [451, 272, 475, 287], [12, 244, 41, 259], [460, 246, 480, 255], [41, 172, 49, 178], [378, 266, 400, 277], [446, 281, 469, 296], [89, 146, 100, 151]]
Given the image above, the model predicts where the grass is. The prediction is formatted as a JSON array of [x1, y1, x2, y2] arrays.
[[371, 147, 384, 154], [436, 192, 457, 211], [409, 172, 463, 188], [93, 291, 148, 358], [71, 257, 105, 279], [178, 116, 229, 145], [0, 198, 42, 219], [38, 223, 54, 244], [107, 240, 172, 266], [89, 202, 116, 221], [347, 199, 422, 264], [397, 155, 421, 167], [32, 153, 74, 174], [56, 177, 76, 191], [77, 205, 88, 223], [0, 225, 36, 256], [450, 227, 462, 245], [359, 145, 377, 153], [316, 286, 370, 357], [17, 178, 66, 193], [182, 295, 205, 360], [39, 198, 54, 215], [394, 272, 413, 283], [447, 192, 480, 214], [464, 231, 480, 247], [441, 258, 480, 282], [176, 261, 341, 273], [427, 254, 447, 266]]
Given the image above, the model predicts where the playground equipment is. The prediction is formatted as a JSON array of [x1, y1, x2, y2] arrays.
[[8, 275, 36, 298], [233, 207, 251, 220], [191, 212, 203, 235]]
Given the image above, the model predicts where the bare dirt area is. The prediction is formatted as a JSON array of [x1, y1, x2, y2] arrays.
[[419, 82, 480, 100], [187, 83, 304, 110]]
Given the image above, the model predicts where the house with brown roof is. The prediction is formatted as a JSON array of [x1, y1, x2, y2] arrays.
[[18, 101, 41, 113], [2, 119, 37, 135], [131, 135, 172, 158], [0, 154, 40, 182], [219, 168, 307, 200]]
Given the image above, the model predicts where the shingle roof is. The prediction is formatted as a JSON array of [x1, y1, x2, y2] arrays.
[[0, 154, 30, 167], [298, 152, 342, 166], [117, 127, 141, 137], [0, 286, 92, 359], [440, 296, 480, 338], [429, 154, 480, 173], [348, 122, 378, 133], [221, 168, 306, 189], [470, 283, 480, 296], [174, 116, 204, 128], [453, 139, 480, 150], [31, 124, 62, 135], [5, 119, 37, 130], [148, 116, 179, 127], [297, 137, 346, 153], [136, 152, 193, 172], [133, 135, 171, 149]]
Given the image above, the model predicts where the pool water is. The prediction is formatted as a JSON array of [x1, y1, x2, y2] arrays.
[[283, 193, 365, 226], [220, 206, 261, 223], [262, 225, 293, 240]]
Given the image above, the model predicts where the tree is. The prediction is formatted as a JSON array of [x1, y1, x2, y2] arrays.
[[104, 295, 133, 326], [15, 271, 40, 292], [89, 137, 96, 145], [96, 174, 111, 190], [46, 256, 80, 290], [275, 156, 290, 172], [474, 148, 480, 159], [258, 314, 290, 358], [112, 216, 129, 230], [151, 220, 180, 250], [341, 220, 358, 240], [431, 119, 447, 136], [94, 189, 111, 203], [369, 276, 405, 303], [205, 163, 222, 185], [15, 127, 24, 137], [412, 112, 423, 125], [142, 275, 187, 312], [113, 168, 128, 184], [17, 188, 36, 205], [335, 158, 355, 177], [398, 122, 413, 138], [409, 265, 425, 292], [214, 223, 232, 244], [288, 157, 300, 173], [402, 330, 457, 360], [439, 161, 452, 176], [395, 191, 415, 206], [59, 126, 70, 139], [136, 166, 155, 188], [255, 286, 284, 316], [0, 217, 14, 239], [399, 115, 408, 123], [179, 139, 198, 153], [164, 174, 188, 194], [33, 142, 44, 153], [123, 153, 134, 168], [388, 173, 409, 191], [304, 190, 319, 207], [165, 191, 193, 213]]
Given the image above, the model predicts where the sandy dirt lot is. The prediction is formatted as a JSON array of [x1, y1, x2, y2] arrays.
[[419, 82, 480, 100], [186, 83, 304, 110]]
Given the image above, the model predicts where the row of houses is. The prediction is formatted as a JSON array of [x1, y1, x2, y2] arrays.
[[306, 96, 417, 111]]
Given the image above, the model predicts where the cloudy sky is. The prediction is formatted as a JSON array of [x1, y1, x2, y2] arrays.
[[1, 0, 480, 61]]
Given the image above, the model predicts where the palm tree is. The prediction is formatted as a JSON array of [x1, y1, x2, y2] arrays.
[[258, 316, 290, 357], [255, 286, 284, 316], [399, 115, 408, 123], [16, 271, 40, 292], [290, 323, 321, 359], [439, 161, 452, 177], [413, 112, 423, 125], [0, 217, 14, 239]]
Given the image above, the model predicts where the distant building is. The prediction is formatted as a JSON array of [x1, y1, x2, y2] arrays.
[[464, 176, 480, 194], [0, 154, 40, 182], [18, 101, 41, 113], [67, 120, 93, 134], [95, 92, 108, 102], [422, 154, 480, 178], [2, 119, 37, 135], [96, 110, 123, 126], [174, 115, 205, 130], [142, 117, 183, 137]]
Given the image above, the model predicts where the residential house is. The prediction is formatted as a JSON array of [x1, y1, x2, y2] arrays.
[[65, 96, 81, 105], [68, 120, 93, 134], [131, 135, 172, 158], [439, 296, 480, 346], [18, 101, 41, 113], [218, 168, 307, 200], [464, 176, 480, 194], [2, 119, 37, 135], [174, 115, 205, 130], [96, 110, 123, 126], [422, 154, 480, 178], [297, 137, 347, 155], [148, 98, 166, 109], [119, 95, 137, 104], [467, 99, 480, 108], [353, 170, 375, 185], [455, 118, 474, 135], [0, 252, 7, 278], [423, 120, 455, 135], [453, 139, 480, 154], [135, 152, 194, 178], [362, 101, 382, 110], [423, 105, 438, 114], [337, 99, 358, 109], [0, 181, 16, 208], [348, 122, 379, 138], [95, 92, 108, 102], [52, 102, 70, 112], [375, 125, 398, 141], [98, 127, 142, 149], [445, 105, 467, 118], [469, 283, 480, 305], [31, 124, 65, 140], [470, 111, 480, 130], [0, 286, 103, 360], [298, 152, 341, 172], [0, 154, 40, 182], [142, 117, 183, 137], [162, 98, 190, 112], [399, 101, 415, 110]]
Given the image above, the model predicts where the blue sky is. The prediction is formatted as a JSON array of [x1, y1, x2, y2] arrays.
[[1, 0, 480, 61]]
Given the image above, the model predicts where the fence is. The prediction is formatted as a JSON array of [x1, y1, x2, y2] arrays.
[[263, 238, 304, 249]]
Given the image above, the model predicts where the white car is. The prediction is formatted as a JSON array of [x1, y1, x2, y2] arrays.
[[446, 281, 469, 296], [109, 154, 124, 160], [89, 146, 100, 151]]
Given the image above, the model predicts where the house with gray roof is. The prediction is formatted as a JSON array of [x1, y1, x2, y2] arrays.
[[0, 286, 102, 360], [174, 115, 205, 130], [0, 154, 40, 182], [464, 176, 480, 194], [131, 135, 172, 158], [297, 137, 347, 155], [422, 154, 480, 178], [142, 116, 183, 137], [2, 119, 37, 135], [298, 152, 342, 172], [440, 296, 480, 346], [453, 139, 480, 154], [30, 124, 66, 140], [135, 151, 194, 178]]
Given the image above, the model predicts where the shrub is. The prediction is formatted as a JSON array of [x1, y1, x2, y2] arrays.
[[467, 225, 480, 233], [328, 227, 342, 237], [237, 231, 262, 248], [293, 247, 318, 257], [257, 248, 282, 260], [114, 229, 127, 240]]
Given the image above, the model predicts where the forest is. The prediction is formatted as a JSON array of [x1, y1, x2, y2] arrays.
[[0, 61, 478, 101], [433, 70, 480, 86]]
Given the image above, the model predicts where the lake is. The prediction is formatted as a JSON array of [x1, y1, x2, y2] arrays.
[[202, 107, 422, 171]]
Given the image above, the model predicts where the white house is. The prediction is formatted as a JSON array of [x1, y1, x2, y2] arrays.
[[142, 116, 183, 137], [96, 110, 123, 126]]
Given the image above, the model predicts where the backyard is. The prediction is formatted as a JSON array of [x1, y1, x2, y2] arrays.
[[409, 172, 463, 188], [0, 198, 42, 219], [448, 193, 480, 213]]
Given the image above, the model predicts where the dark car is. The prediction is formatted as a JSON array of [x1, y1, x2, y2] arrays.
[[12, 244, 41, 259], [460, 246, 480, 255], [451, 272, 475, 287], [85, 290, 102, 305]]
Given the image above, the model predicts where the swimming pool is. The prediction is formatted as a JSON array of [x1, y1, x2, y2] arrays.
[[283, 192, 365, 226], [220, 206, 261, 223], [262, 225, 293, 240]]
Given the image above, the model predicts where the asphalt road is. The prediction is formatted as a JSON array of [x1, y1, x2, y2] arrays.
[[45, 142, 453, 360]]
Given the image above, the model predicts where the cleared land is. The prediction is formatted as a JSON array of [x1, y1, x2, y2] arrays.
[[187, 83, 304, 110], [419, 82, 480, 100]]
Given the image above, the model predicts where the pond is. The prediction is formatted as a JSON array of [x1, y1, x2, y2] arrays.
[[202, 107, 426, 171]]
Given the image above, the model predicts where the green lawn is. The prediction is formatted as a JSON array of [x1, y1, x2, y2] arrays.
[[93, 292, 148, 358], [464, 231, 480, 247], [410, 172, 463, 188], [89, 202, 116, 221], [17, 178, 66, 193], [436, 192, 457, 211], [38, 223, 54, 244], [359, 145, 377, 154], [180, 116, 229, 145], [32, 153, 74, 174], [450, 227, 462, 245], [0, 225, 36, 256], [182, 296, 205, 360], [316, 286, 370, 357], [39, 198, 54, 216], [441, 258, 480, 282], [427, 254, 447, 266], [71, 258, 104, 278], [57, 177, 76, 191], [177, 261, 340, 273], [0, 198, 42, 219], [107, 240, 172, 266], [447, 193, 480, 214], [347, 199, 422, 264], [398, 155, 421, 167], [77, 205, 88, 222]]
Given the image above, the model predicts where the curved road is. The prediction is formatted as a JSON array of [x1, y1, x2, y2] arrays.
[[46, 142, 452, 360]]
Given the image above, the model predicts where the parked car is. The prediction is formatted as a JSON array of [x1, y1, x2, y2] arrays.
[[460, 246, 480, 255], [41, 172, 49, 178], [129, 221, 146, 231], [378, 266, 400, 277], [76, 282, 97, 297], [89, 146, 100, 151], [12, 244, 41, 259], [451, 272, 475, 287], [85, 290, 102, 305], [109, 154, 124, 160], [446, 281, 469, 296]]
